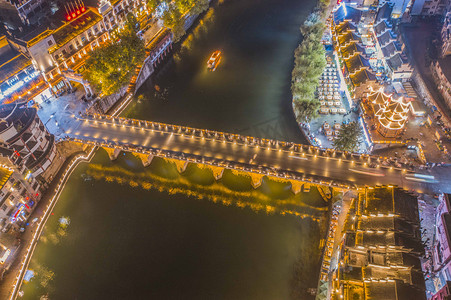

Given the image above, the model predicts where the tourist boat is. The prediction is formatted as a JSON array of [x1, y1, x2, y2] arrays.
[[207, 50, 221, 71]]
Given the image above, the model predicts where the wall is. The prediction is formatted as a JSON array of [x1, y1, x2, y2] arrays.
[[134, 56, 155, 92]]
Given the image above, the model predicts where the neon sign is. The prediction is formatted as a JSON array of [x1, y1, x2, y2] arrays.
[[64, 0, 86, 22]]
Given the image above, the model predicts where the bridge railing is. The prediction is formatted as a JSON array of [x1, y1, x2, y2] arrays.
[[75, 112, 414, 172], [64, 134, 355, 190]]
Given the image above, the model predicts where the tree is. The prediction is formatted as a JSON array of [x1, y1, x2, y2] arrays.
[[294, 99, 320, 123], [332, 122, 363, 152], [147, 0, 161, 10], [83, 14, 145, 95]]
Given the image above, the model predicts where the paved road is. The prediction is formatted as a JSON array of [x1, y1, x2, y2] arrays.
[[63, 116, 451, 194]]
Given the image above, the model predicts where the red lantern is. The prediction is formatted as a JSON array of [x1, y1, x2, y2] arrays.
[[81, 7, 86, 12], [76, 10, 80, 15], [72, 12, 76, 18], [66, 15, 72, 21]]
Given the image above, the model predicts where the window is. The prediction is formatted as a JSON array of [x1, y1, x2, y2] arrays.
[[69, 44, 74, 51], [47, 40, 53, 46], [1, 204, 6, 211]]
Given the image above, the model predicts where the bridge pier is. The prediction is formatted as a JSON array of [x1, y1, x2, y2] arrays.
[[167, 158, 189, 174], [290, 181, 303, 194], [209, 166, 224, 180], [250, 174, 264, 189], [133, 153, 154, 167], [103, 147, 121, 161]]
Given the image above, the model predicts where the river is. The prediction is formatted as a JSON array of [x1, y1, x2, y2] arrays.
[[21, 0, 325, 299]]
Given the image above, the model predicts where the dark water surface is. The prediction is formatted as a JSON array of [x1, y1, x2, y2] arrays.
[[21, 0, 325, 299]]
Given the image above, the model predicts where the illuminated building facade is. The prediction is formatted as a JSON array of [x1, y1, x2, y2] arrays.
[[431, 56, 451, 111], [0, 166, 41, 231], [0, 35, 41, 104], [2, 0, 53, 25], [367, 88, 410, 138], [333, 4, 378, 98], [0, 102, 56, 179], [428, 194, 451, 300], [372, 4, 413, 81], [331, 186, 426, 300], [441, 12, 451, 57]]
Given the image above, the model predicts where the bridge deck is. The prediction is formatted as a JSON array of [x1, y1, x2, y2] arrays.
[[63, 114, 451, 194]]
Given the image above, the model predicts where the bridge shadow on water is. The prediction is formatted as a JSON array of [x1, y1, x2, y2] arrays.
[[87, 150, 330, 222]]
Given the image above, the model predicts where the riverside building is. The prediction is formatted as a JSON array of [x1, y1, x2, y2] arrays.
[[0, 165, 41, 232], [330, 186, 426, 300], [0, 102, 57, 183]]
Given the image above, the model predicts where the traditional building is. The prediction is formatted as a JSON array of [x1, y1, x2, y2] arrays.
[[430, 56, 451, 111], [0, 102, 56, 180], [428, 194, 451, 300], [1, 0, 54, 26], [441, 11, 451, 57], [0, 166, 41, 231], [98, 0, 148, 33], [367, 87, 411, 137], [0, 35, 42, 104], [331, 186, 426, 300], [372, 4, 413, 81], [410, 0, 451, 17]]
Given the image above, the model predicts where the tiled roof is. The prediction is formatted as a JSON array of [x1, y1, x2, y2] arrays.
[[381, 41, 400, 58], [337, 31, 361, 46], [333, 4, 346, 24], [437, 55, 451, 81], [333, 4, 363, 25], [345, 54, 370, 73], [335, 21, 357, 35], [0, 167, 12, 190], [341, 42, 365, 58], [51, 8, 102, 48], [374, 20, 390, 36], [0, 53, 32, 81], [387, 53, 407, 71], [350, 69, 376, 86], [377, 30, 395, 47], [375, 3, 394, 24]]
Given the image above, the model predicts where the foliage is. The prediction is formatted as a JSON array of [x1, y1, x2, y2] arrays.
[[160, 0, 210, 42], [83, 15, 145, 95], [147, 0, 161, 10], [291, 13, 326, 122], [294, 99, 320, 123], [332, 122, 363, 152]]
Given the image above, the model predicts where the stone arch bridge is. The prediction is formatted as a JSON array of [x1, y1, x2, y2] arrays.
[[63, 113, 451, 195]]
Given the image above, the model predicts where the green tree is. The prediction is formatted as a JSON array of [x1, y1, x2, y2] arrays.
[[160, 0, 210, 42], [332, 122, 363, 152], [83, 15, 145, 95], [290, 12, 326, 123], [294, 99, 320, 123], [147, 0, 161, 10], [190, 0, 209, 15]]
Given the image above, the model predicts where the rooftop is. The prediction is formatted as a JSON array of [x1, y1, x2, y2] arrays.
[[50, 7, 102, 49], [350, 69, 376, 86], [337, 31, 362, 46], [0, 52, 32, 81], [0, 167, 12, 190], [341, 41, 365, 58], [374, 20, 391, 36], [375, 3, 394, 24], [333, 4, 363, 25], [345, 54, 370, 73], [437, 55, 451, 81]]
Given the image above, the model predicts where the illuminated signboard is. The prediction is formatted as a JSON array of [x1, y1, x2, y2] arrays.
[[64, 0, 86, 22]]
